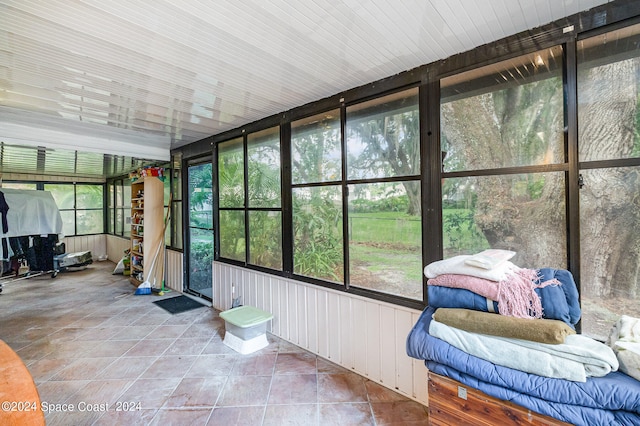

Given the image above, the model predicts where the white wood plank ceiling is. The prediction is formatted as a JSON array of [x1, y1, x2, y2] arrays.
[[0, 0, 609, 170]]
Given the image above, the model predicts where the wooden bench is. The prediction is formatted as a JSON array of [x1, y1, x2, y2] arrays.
[[0, 340, 45, 425]]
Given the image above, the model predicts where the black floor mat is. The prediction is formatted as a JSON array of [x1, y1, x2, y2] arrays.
[[153, 295, 206, 314]]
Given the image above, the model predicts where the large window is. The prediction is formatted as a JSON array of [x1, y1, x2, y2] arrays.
[[440, 48, 567, 269], [292, 185, 343, 282], [106, 179, 130, 238], [202, 13, 640, 318], [291, 111, 343, 282], [46, 184, 75, 237], [289, 90, 423, 300], [217, 129, 283, 270], [292, 111, 342, 184], [45, 183, 104, 236], [247, 127, 282, 270], [346, 89, 422, 299], [577, 24, 640, 340], [76, 184, 104, 235], [218, 137, 246, 263]]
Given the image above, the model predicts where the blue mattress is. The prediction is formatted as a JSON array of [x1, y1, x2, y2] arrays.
[[406, 307, 640, 426]]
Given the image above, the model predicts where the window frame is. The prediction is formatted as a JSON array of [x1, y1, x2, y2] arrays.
[[184, 4, 640, 314], [216, 127, 285, 273]]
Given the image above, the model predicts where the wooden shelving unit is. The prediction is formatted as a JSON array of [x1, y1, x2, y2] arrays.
[[129, 176, 164, 287]]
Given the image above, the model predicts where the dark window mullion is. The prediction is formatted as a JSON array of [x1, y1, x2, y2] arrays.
[[564, 39, 581, 333], [280, 122, 293, 276], [103, 181, 108, 236], [211, 146, 220, 260], [74, 183, 78, 236], [243, 133, 249, 265], [340, 101, 349, 288], [344, 174, 422, 186], [564, 42, 580, 261], [421, 79, 442, 306]]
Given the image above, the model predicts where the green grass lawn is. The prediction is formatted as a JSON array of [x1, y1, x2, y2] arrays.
[[296, 209, 490, 298], [295, 208, 487, 256], [349, 212, 421, 248], [348, 209, 488, 252], [347, 212, 423, 298], [349, 243, 423, 299]]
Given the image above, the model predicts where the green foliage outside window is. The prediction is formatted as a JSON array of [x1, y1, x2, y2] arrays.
[[292, 187, 343, 282], [45, 183, 104, 236], [219, 210, 245, 262], [249, 211, 282, 269]]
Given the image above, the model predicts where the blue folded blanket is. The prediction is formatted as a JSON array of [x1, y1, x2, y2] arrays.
[[427, 361, 640, 426], [406, 307, 640, 426], [427, 268, 581, 326]]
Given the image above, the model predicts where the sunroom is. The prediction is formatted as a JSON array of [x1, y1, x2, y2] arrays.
[[1, 1, 639, 424]]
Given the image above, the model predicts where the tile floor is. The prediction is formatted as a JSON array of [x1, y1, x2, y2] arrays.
[[0, 260, 429, 425]]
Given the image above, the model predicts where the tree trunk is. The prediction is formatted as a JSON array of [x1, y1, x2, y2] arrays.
[[442, 78, 567, 267], [577, 59, 640, 298], [442, 59, 640, 299], [354, 112, 421, 216], [403, 181, 421, 216]]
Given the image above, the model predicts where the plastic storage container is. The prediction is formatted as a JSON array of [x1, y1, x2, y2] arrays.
[[220, 306, 273, 354]]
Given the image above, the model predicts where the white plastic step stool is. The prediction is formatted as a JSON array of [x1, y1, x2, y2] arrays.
[[219, 306, 273, 354]]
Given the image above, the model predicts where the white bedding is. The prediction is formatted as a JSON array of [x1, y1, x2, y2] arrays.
[[424, 254, 518, 281], [608, 315, 640, 381], [429, 317, 619, 382]]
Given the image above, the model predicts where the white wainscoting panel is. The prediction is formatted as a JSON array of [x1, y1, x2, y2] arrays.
[[165, 249, 183, 292], [212, 261, 429, 405], [64, 234, 107, 259], [105, 235, 130, 262]]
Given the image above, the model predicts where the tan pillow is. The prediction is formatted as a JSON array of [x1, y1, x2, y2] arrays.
[[433, 308, 576, 344]]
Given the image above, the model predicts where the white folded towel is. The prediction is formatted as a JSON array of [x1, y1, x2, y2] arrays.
[[607, 315, 640, 381], [424, 255, 518, 281]]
